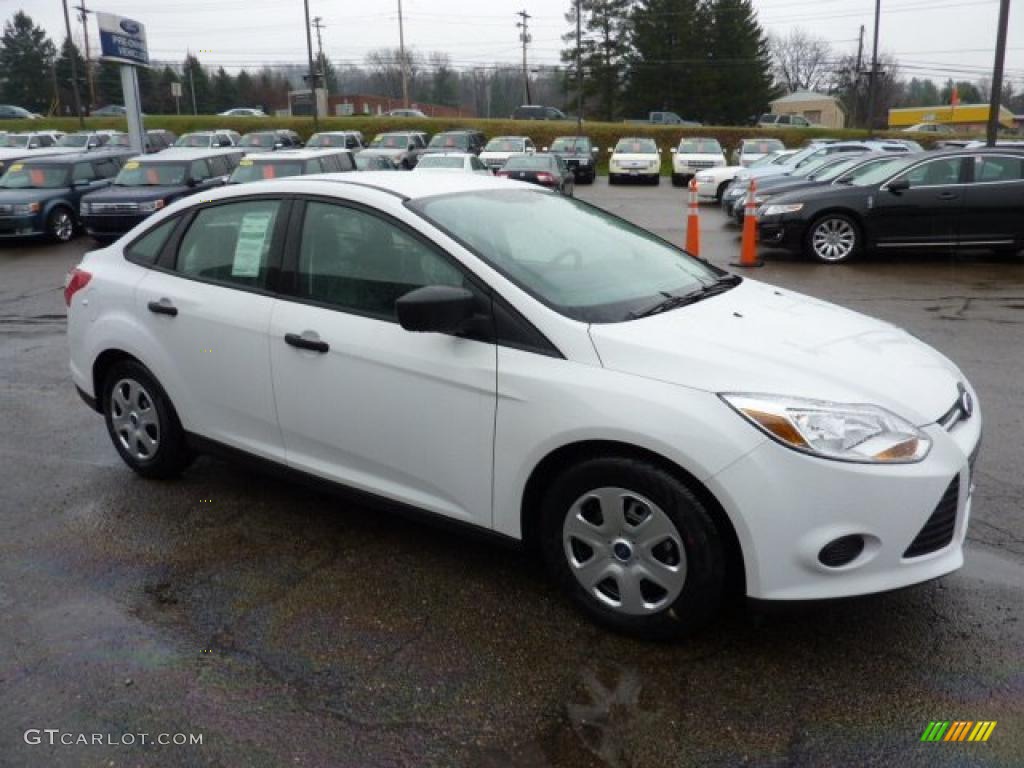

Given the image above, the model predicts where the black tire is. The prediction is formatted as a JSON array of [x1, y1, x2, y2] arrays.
[[102, 359, 194, 479], [608, 173, 619, 185], [804, 212, 862, 264], [585, 170, 596, 184], [651, 174, 661, 186], [47, 206, 76, 243], [715, 181, 730, 202], [671, 174, 684, 187], [540, 456, 725, 640]]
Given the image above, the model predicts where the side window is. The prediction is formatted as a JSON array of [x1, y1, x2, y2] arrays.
[[208, 156, 229, 176], [976, 156, 1023, 183], [304, 159, 324, 174], [471, 157, 486, 171], [190, 159, 211, 181], [294, 201, 467, 320], [72, 163, 97, 182], [175, 200, 281, 288], [39, 135, 54, 147], [125, 217, 178, 265], [337, 153, 354, 171], [93, 160, 113, 178], [898, 157, 965, 188]]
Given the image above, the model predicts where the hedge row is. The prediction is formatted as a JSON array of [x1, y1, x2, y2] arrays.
[[2, 115, 937, 176]]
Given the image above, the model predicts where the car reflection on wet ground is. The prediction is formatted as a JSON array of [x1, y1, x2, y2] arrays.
[[1, 186, 1022, 767]]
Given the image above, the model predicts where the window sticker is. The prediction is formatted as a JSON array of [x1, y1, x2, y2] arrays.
[[231, 212, 273, 277], [124, 161, 140, 170], [239, 158, 253, 166], [10, 163, 22, 171]]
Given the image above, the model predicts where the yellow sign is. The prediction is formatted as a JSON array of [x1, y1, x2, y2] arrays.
[[124, 161, 140, 169], [10, 163, 22, 171], [239, 158, 253, 166]]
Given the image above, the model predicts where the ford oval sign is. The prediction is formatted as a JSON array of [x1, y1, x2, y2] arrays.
[[97, 12, 149, 67], [119, 19, 141, 34]]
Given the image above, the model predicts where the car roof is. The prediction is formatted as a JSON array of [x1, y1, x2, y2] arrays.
[[243, 148, 352, 160], [17, 149, 132, 165], [127, 147, 245, 161], [420, 151, 472, 158], [489, 136, 529, 141]]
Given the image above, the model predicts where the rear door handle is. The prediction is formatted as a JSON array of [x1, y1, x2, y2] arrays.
[[937, 191, 959, 200], [147, 299, 178, 317], [284, 332, 329, 353]]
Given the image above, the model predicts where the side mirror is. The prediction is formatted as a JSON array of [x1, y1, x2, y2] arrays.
[[396, 285, 476, 334], [187, 177, 199, 187], [73, 179, 91, 187], [888, 178, 910, 193], [591, 147, 598, 154]]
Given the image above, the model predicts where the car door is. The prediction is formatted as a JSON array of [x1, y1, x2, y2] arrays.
[[959, 154, 1024, 247], [134, 197, 287, 459], [269, 198, 497, 526], [869, 156, 967, 248]]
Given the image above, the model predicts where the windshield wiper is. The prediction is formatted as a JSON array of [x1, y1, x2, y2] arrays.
[[627, 275, 742, 320]]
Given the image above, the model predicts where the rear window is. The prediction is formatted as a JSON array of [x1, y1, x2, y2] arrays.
[[371, 134, 409, 149], [976, 156, 1024, 182], [239, 133, 276, 147], [677, 139, 722, 154], [230, 158, 305, 183], [176, 134, 212, 147]]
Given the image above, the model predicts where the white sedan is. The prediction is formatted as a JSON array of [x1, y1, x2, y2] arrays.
[[66, 172, 981, 639], [694, 150, 798, 201], [413, 152, 492, 175]]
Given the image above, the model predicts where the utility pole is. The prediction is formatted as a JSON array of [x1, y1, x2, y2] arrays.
[[187, 52, 197, 115], [397, 0, 409, 108], [864, 0, 881, 137], [303, 0, 319, 128], [73, 1, 96, 111], [312, 16, 327, 92], [61, 0, 85, 128], [986, 0, 1011, 146], [575, 0, 583, 134], [851, 24, 864, 128], [516, 9, 532, 105]]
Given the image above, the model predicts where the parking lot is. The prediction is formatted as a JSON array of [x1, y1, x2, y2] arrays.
[[2, 178, 1023, 767]]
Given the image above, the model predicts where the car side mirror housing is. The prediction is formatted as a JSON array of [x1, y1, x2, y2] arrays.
[[888, 178, 910, 193], [186, 177, 199, 187], [396, 285, 477, 334]]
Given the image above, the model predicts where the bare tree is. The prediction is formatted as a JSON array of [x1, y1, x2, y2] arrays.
[[770, 29, 833, 93]]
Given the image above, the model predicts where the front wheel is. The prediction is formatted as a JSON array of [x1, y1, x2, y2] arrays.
[[805, 213, 861, 263], [540, 457, 724, 640], [650, 174, 661, 186], [47, 207, 75, 242]]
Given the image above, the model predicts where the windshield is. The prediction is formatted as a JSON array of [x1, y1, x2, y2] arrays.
[[115, 162, 188, 186], [504, 156, 555, 171], [742, 139, 784, 155], [746, 152, 783, 169], [307, 133, 344, 148], [355, 155, 391, 170], [0, 164, 69, 189], [3, 135, 30, 148], [615, 139, 657, 154], [678, 139, 721, 154], [176, 134, 213, 147], [429, 134, 470, 149], [848, 156, 917, 187], [240, 133, 277, 147], [107, 135, 130, 146], [550, 137, 590, 152], [417, 156, 465, 169], [792, 155, 844, 179], [814, 157, 866, 181], [230, 159, 304, 183], [371, 134, 409, 149], [412, 190, 721, 323], [57, 134, 90, 147], [485, 138, 525, 153]]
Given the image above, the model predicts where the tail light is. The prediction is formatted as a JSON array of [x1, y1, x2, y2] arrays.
[[536, 172, 555, 183], [64, 268, 92, 307], [497, 171, 510, 177]]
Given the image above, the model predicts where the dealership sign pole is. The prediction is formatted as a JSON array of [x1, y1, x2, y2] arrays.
[[95, 12, 149, 154]]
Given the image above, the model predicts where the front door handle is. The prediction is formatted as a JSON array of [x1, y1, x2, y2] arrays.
[[937, 191, 958, 200], [284, 332, 329, 353], [147, 299, 178, 317]]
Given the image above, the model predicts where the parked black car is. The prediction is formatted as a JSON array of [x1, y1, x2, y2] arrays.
[[546, 136, 597, 183], [497, 153, 575, 196], [423, 130, 487, 156], [80, 148, 244, 240], [758, 148, 1024, 263], [0, 150, 133, 241], [512, 105, 568, 120]]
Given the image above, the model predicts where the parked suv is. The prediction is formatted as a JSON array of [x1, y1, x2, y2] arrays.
[[362, 131, 428, 169], [732, 138, 787, 167], [306, 131, 366, 151], [228, 149, 355, 184], [80, 148, 245, 240], [0, 150, 132, 241], [608, 137, 662, 185], [512, 105, 567, 121], [671, 137, 727, 186], [479, 136, 536, 172], [758, 113, 815, 128], [546, 136, 597, 183], [423, 130, 487, 156], [175, 131, 241, 149]]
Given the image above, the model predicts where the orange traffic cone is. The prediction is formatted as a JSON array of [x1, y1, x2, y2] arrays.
[[685, 178, 701, 256], [731, 179, 764, 268]]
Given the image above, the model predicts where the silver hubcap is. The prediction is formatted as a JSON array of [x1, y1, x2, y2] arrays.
[[811, 218, 855, 262], [52, 211, 73, 241], [562, 487, 687, 616], [110, 378, 160, 461]]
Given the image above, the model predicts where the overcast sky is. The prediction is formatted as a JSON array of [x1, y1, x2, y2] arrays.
[[9, 0, 1022, 89]]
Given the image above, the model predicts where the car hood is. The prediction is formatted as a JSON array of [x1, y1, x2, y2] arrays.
[[588, 279, 963, 426], [0, 187, 65, 204], [362, 147, 406, 158], [82, 184, 183, 202], [612, 153, 660, 163], [767, 183, 870, 206]]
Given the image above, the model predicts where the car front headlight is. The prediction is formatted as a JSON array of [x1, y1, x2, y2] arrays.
[[13, 202, 40, 215], [721, 393, 931, 463], [578, 157, 590, 165], [762, 203, 803, 216], [138, 199, 165, 213]]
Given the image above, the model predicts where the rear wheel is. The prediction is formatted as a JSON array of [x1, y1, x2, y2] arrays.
[[715, 181, 730, 202], [47, 207, 75, 242], [651, 174, 661, 186], [805, 213, 861, 263], [671, 173, 684, 187], [540, 456, 724, 640], [608, 173, 619, 185], [102, 360, 194, 479]]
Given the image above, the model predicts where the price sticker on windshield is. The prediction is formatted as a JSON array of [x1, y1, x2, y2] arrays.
[[10, 164, 22, 172], [239, 158, 253, 166], [124, 161, 140, 170]]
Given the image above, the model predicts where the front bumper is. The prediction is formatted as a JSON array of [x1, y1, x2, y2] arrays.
[[706, 398, 982, 601], [0, 214, 46, 238], [81, 212, 149, 238], [757, 215, 806, 252]]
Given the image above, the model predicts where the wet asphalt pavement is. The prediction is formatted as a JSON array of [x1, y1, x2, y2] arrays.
[[1, 179, 1022, 768]]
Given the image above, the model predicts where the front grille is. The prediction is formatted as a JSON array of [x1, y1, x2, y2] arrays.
[[89, 202, 139, 213], [687, 160, 715, 168], [904, 475, 959, 558], [0, 205, 11, 215]]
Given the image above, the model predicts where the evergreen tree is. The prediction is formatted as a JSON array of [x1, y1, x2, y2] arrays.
[[55, 37, 87, 116], [0, 12, 57, 112], [95, 60, 123, 108], [211, 67, 238, 112], [626, 0, 710, 121], [182, 55, 212, 114], [236, 70, 254, 106], [705, 0, 775, 124], [561, 0, 632, 121]]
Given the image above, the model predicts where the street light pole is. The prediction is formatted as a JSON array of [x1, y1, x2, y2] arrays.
[[398, 0, 409, 108], [61, 0, 85, 128], [575, 0, 582, 134], [303, 0, 319, 128], [986, 0, 1011, 146]]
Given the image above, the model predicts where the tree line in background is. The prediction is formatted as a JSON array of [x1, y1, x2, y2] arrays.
[[2, 8, 1021, 125]]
